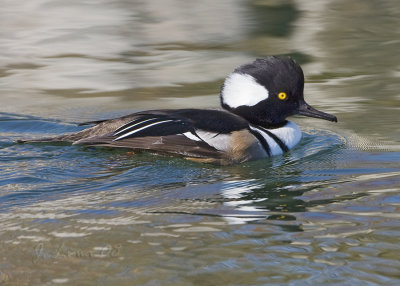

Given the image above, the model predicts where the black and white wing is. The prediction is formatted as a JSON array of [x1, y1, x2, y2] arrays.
[[112, 113, 195, 141], [20, 109, 249, 161], [69, 109, 248, 159]]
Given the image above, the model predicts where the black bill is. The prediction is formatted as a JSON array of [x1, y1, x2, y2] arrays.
[[297, 101, 337, 122]]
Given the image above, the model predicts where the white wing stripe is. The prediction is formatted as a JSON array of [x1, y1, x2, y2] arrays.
[[113, 119, 175, 141], [114, 118, 157, 136], [183, 132, 201, 141]]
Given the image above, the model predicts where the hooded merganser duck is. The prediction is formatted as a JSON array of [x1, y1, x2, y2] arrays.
[[21, 56, 337, 165]]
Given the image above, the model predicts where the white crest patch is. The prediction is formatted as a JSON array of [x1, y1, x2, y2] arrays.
[[221, 72, 269, 108]]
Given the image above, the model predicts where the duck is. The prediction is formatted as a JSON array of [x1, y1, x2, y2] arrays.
[[20, 56, 337, 165]]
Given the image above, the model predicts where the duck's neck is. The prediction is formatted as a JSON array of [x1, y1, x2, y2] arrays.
[[257, 120, 288, 130]]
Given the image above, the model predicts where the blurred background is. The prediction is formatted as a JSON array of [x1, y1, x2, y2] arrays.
[[1, 0, 399, 143], [0, 0, 400, 285]]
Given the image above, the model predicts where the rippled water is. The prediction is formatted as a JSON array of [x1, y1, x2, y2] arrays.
[[1, 0, 400, 285]]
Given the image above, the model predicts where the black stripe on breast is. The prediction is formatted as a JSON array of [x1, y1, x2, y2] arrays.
[[257, 126, 289, 153], [248, 128, 271, 156]]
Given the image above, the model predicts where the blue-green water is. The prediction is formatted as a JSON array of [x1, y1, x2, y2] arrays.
[[1, 1, 400, 285]]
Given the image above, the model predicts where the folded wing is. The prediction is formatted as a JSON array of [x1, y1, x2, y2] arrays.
[[112, 114, 195, 141], [21, 109, 249, 161]]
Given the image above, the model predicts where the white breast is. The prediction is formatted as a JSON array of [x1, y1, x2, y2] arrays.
[[249, 121, 302, 156], [183, 121, 301, 159]]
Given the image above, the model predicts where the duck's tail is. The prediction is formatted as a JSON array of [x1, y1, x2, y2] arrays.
[[15, 130, 94, 144]]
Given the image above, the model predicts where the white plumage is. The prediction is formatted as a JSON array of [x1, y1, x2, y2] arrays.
[[221, 73, 269, 108], [183, 131, 231, 152], [249, 121, 302, 156]]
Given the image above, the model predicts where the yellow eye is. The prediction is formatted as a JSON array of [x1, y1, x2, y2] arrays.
[[278, 92, 287, 100]]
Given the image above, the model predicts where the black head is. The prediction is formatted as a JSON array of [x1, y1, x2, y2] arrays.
[[220, 56, 337, 127]]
